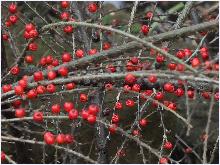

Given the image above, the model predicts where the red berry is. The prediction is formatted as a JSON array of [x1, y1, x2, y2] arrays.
[[156, 55, 165, 63], [159, 157, 168, 164], [123, 85, 131, 92], [81, 110, 89, 120], [27, 89, 38, 99], [39, 57, 47, 66], [115, 102, 123, 110], [65, 82, 76, 90], [2, 84, 12, 93], [44, 132, 55, 145], [61, 1, 69, 8], [9, 3, 17, 14], [75, 49, 84, 58], [187, 90, 194, 99], [184, 48, 192, 57], [103, 42, 111, 50], [87, 115, 96, 124], [201, 91, 210, 99], [125, 73, 136, 85], [25, 23, 35, 32], [56, 134, 66, 144], [88, 3, 97, 13], [191, 57, 200, 67], [126, 99, 135, 107], [176, 50, 185, 59], [109, 124, 117, 134], [168, 63, 176, 70], [14, 85, 24, 95], [63, 25, 73, 33], [141, 25, 149, 35], [5, 20, 12, 27], [163, 141, 173, 150], [132, 84, 141, 92], [148, 75, 157, 83], [68, 109, 78, 120], [175, 88, 184, 97], [1, 151, 6, 162], [112, 114, 120, 123], [60, 12, 70, 20], [10, 66, 20, 75], [25, 55, 34, 63], [33, 111, 43, 122], [154, 92, 164, 100], [3, 34, 9, 41], [64, 102, 74, 112], [164, 82, 175, 93], [130, 57, 139, 65], [58, 67, 68, 76], [146, 11, 153, 19], [47, 84, 56, 93], [47, 70, 57, 80], [15, 108, 26, 118], [51, 104, 61, 114], [52, 59, 59, 66], [215, 92, 219, 101], [46, 55, 53, 64], [139, 118, 148, 127], [88, 104, 100, 115], [201, 52, 209, 61], [36, 85, 46, 94], [176, 63, 185, 72], [79, 93, 88, 102], [9, 15, 18, 24], [62, 52, 72, 63], [167, 102, 177, 111], [132, 129, 140, 136], [64, 134, 74, 144], [105, 83, 113, 91], [34, 71, 44, 82], [12, 100, 22, 108], [28, 42, 38, 51], [88, 49, 97, 55]]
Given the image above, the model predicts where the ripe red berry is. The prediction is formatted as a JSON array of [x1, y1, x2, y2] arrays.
[[132, 84, 141, 92], [68, 109, 78, 120], [34, 71, 44, 82], [154, 92, 164, 100], [75, 49, 84, 58], [28, 43, 38, 51], [187, 90, 194, 99], [156, 55, 165, 63], [105, 83, 113, 91], [15, 108, 26, 118], [47, 84, 56, 93], [87, 115, 96, 124], [14, 85, 24, 95], [103, 42, 111, 50], [18, 79, 28, 89], [164, 82, 175, 93], [39, 57, 47, 66], [126, 99, 135, 107], [64, 134, 74, 144], [115, 102, 123, 110], [64, 102, 74, 112], [25, 55, 34, 63], [176, 50, 185, 59], [112, 114, 120, 123], [109, 124, 117, 134], [33, 111, 43, 122], [79, 93, 88, 102], [88, 104, 100, 115], [12, 100, 22, 108], [9, 3, 17, 14], [2, 84, 12, 93], [9, 15, 18, 24], [168, 63, 177, 70], [159, 157, 168, 164], [25, 23, 35, 32], [141, 25, 149, 35], [60, 1, 69, 8], [146, 11, 153, 19], [139, 118, 148, 127], [176, 63, 185, 72], [10, 66, 20, 75], [27, 89, 38, 99], [29, 29, 38, 38], [58, 67, 68, 76], [175, 88, 184, 97], [125, 73, 136, 85], [44, 132, 55, 145], [56, 134, 66, 144], [60, 12, 70, 20], [215, 92, 219, 101], [2, 34, 9, 41], [52, 59, 59, 66], [163, 141, 173, 150], [47, 70, 57, 80], [148, 75, 157, 83], [51, 104, 61, 114], [201, 91, 210, 99], [88, 49, 97, 55], [191, 57, 200, 67], [65, 82, 76, 90], [81, 109, 89, 120], [1, 151, 6, 162], [63, 25, 73, 33], [184, 48, 192, 57], [88, 3, 97, 13], [45, 55, 53, 64], [167, 102, 177, 111], [36, 85, 46, 94]]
